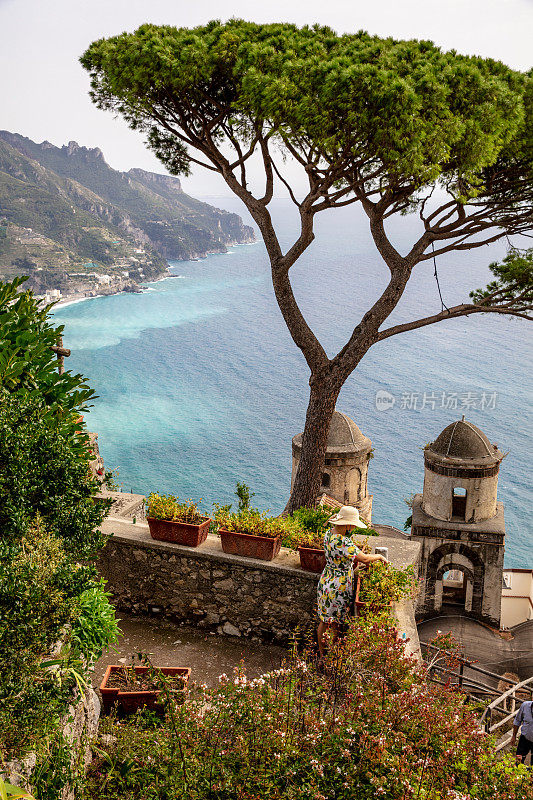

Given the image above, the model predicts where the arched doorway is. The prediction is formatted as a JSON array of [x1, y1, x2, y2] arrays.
[[426, 544, 485, 618], [436, 565, 475, 613]]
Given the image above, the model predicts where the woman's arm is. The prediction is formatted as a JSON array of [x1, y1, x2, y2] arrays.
[[356, 552, 387, 565]]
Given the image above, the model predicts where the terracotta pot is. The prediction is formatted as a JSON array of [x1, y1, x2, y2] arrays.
[[298, 546, 326, 573], [100, 665, 190, 713], [218, 528, 281, 561], [147, 516, 211, 547]]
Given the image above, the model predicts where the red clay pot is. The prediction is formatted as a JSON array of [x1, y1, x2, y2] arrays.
[[147, 516, 210, 547], [218, 528, 281, 561], [298, 546, 326, 573], [100, 665, 190, 713]]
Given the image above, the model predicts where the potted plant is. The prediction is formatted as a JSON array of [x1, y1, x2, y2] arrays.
[[147, 493, 211, 547], [214, 504, 302, 562], [282, 506, 333, 572], [355, 562, 416, 616], [100, 664, 191, 713]]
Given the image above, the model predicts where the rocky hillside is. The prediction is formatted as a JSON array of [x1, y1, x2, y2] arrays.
[[0, 131, 255, 290]]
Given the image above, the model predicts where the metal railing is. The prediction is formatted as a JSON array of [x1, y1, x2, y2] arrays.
[[421, 641, 508, 703], [421, 641, 533, 752]]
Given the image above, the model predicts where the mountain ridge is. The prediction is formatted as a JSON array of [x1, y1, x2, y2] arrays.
[[0, 131, 254, 294]]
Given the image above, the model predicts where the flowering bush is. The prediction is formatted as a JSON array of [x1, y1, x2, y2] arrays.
[[85, 615, 532, 800], [147, 493, 207, 524], [213, 506, 304, 540]]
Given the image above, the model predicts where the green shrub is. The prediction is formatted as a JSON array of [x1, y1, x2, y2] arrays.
[[0, 277, 94, 416], [0, 281, 118, 769], [358, 562, 418, 604], [147, 493, 206, 524], [70, 579, 121, 664], [282, 506, 379, 550], [0, 518, 82, 758], [0, 393, 107, 559]]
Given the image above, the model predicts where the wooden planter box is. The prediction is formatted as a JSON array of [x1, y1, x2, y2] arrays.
[[218, 528, 281, 561], [147, 516, 211, 547], [298, 546, 326, 573], [100, 665, 190, 713]]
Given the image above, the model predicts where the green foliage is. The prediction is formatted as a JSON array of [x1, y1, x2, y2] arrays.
[[0, 277, 94, 415], [0, 778, 36, 799], [290, 505, 333, 534], [213, 505, 304, 540], [0, 517, 75, 686], [82, 20, 529, 197], [282, 506, 333, 549], [0, 392, 106, 558], [0, 288, 118, 768], [32, 731, 83, 800], [84, 616, 533, 800], [470, 247, 533, 309], [235, 481, 254, 512], [147, 493, 206, 524], [0, 518, 85, 759], [358, 562, 418, 605], [70, 580, 121, 664]]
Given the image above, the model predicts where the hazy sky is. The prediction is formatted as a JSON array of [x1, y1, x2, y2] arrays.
[[1, 0, 532, 197]]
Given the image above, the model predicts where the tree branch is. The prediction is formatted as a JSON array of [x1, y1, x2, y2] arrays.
[[377, 303, 532, 342]]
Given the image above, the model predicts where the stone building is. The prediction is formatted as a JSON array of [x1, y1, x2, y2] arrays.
[[291, 410, 373, 523], [411, 417, 506, 627]]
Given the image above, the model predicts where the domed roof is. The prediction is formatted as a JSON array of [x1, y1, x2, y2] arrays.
[[427, 418, 503, 463], [292, 410, 371, 455], [327, 411, 370, 450]]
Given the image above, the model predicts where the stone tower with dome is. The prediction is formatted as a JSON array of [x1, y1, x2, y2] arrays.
[[291, 410, 373, 523], [411, 417, 506, 628]]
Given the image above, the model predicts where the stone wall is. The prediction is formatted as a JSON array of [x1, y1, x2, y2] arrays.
[[98, 518, 421, 647]]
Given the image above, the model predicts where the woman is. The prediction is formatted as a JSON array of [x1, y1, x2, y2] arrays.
[[317, 505, 387, 658]]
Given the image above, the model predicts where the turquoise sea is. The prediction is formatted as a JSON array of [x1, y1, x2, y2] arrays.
[[54, 199, 532, 567]]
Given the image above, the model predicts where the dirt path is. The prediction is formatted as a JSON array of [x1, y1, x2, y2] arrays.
[[93, 613, 287, 691]]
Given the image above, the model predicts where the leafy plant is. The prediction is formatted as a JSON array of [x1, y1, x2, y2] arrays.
[[358, 562, 418, 605], [0, 778, 36, 799], [0, 517, 86, 758], [147, 493, 206, 524], [214, 506, 304, 540], [0, 277, 94, 416], [70, 580, 121, 664], [235, 482, 255, 512], [281, 506, 333, 549], [0, 393, 106, 559]]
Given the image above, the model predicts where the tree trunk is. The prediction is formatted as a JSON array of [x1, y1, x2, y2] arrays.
[[285, 379, 341, 513]]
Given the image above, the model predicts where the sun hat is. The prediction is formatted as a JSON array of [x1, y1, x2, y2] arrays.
[[329, 505, 367, 529]]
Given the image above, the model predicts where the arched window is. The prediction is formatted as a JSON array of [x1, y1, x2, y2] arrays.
[[321, 472, 330, 488]]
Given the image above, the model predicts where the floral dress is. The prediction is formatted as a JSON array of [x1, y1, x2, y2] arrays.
[[317, 528, 360, 624]]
